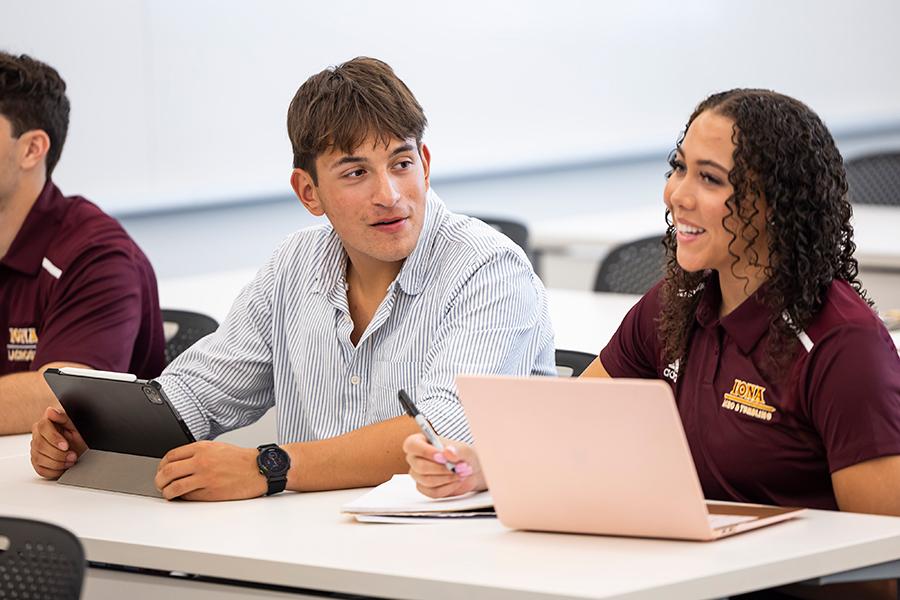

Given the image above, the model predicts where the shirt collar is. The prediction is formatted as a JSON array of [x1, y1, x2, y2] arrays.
[[312, 227, 349, 296], [394, 188, 445, 296], [312, 188, 446, 298], [695, 272, 772, 354], [1, 180, 64, 276]]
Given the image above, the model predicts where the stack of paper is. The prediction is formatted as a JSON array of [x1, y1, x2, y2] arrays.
[[342, 474, 495, 523]]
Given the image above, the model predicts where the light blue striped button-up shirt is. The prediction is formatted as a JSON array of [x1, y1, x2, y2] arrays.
[[157, 190, 556, 444]]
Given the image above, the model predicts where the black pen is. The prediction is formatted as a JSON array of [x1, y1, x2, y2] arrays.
[[398, 389, 458, 473]]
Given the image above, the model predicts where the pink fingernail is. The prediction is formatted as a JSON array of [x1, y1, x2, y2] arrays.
[[433, 452, 447, 464], [57, 441, 68, 451], [455, 463, 473, 477]]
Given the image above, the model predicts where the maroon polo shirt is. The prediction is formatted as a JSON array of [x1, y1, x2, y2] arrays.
[[1, 181, 165, 378], [600, 275, 900, 510]]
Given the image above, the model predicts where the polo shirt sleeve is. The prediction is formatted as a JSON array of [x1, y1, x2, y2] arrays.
[[32, 246, 144, 372], [599, 281, 663, 378], [156, 252, 278, 441], [413, 249, 556, 443], [806, 325, 900, 473]]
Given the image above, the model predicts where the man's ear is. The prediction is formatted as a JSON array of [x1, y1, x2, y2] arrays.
[[420, 143, 431, 191], [18, 130, 50, 173], [290, 168, 324, 216]]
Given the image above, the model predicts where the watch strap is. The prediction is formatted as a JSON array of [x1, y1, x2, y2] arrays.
[[265, 475, 287, 496]]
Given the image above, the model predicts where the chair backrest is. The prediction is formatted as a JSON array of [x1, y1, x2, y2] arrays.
[[161, 309, 219, 365], [470, 216, 530, 257], [0, 517, 85, 600], [594, 235, 667, 295], [555, 349, 597, 377], [845, 151, 900, 206]]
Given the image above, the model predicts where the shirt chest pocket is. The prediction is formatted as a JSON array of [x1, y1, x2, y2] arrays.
[[367, 360, 423, 423]]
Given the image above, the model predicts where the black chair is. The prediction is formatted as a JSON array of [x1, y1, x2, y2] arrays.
[[161, 309, 219, 365], [555, 349, 597, 377], [470, 216, 531, 258], [0, 517, 85, 600], [593, 235, 667, 295], [845, 151, 900, 206]]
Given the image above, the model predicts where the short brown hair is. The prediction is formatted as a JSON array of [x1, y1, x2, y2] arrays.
[[0, 51, 70, 178], [287, 57, 427, 184]]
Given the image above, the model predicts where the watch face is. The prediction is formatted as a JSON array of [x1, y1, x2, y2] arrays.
[[260, 448, 289, 475]]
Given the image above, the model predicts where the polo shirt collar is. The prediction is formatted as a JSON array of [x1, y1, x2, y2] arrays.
[[311, 188, 445, 298], [695, 272, 771, 354], [1, 180, 64, 276]]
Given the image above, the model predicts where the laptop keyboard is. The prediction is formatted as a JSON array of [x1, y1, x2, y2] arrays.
[[709, 514, 757, 530]]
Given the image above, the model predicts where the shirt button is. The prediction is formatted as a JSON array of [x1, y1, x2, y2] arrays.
[[343, 315, 352, 324], [350, 375, 361, 385]]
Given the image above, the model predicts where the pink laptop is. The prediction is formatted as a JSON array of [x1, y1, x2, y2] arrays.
[[456, 375, 805, 541]]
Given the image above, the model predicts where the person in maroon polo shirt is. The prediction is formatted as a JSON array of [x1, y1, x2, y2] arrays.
[[0, 52, 165, 435], [404, 90, 900, 594]]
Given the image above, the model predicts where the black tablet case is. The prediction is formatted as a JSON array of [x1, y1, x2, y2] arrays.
[[44, 370, 195, 497]]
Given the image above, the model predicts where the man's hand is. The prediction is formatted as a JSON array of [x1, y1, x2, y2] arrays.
[[155, 440, 268, 501], [30, 407, 88, 479]]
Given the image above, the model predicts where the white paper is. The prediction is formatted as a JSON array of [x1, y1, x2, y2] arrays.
[[355, 512, 496, 524], [342, 474, 493, 515]]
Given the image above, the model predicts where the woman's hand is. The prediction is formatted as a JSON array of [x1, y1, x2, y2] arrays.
[[402, 433, 487, 498]]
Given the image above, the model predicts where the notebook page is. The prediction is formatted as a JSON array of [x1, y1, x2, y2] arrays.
[[342, 474, 493, 515]]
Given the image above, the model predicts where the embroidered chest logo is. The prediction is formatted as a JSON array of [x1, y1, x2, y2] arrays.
[[7, 327, 38, 363], [721, 378, 775, 422], [663, 359, 680, 383]]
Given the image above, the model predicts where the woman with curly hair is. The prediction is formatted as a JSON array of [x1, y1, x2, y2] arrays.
[[404, 89, 900, 521]]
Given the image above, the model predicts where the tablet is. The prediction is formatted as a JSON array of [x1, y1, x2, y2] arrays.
[[44, 367, 194, 458]]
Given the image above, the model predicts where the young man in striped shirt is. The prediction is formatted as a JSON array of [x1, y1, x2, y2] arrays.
[[32, 57, 556, 500]]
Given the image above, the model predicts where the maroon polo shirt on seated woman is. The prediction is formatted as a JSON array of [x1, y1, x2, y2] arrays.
[[0, 181, 165, 378], [600, 275, 900, 510]]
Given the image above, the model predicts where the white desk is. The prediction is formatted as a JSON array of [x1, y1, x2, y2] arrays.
[[547, 289, 639, 354], [530, 205, 665, 253], [1, 449, 899, 600], [0, 433, 28, 459], [530, 203, 900, 270], [158, 267, 257, 325], [850, 205, 900, 269]]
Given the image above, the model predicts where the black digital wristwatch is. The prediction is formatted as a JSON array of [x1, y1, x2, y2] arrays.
[[256, 444, 291, 496]]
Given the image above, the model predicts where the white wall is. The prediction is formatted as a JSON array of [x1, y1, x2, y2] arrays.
[[3, 0, 900, 215]]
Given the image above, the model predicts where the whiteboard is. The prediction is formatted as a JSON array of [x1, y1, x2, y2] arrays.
[[3, 0, 899, 214]]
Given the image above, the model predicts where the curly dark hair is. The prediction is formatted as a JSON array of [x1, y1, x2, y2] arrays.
[[658, 89, 869, 377], [0, 51, 70, 178]]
